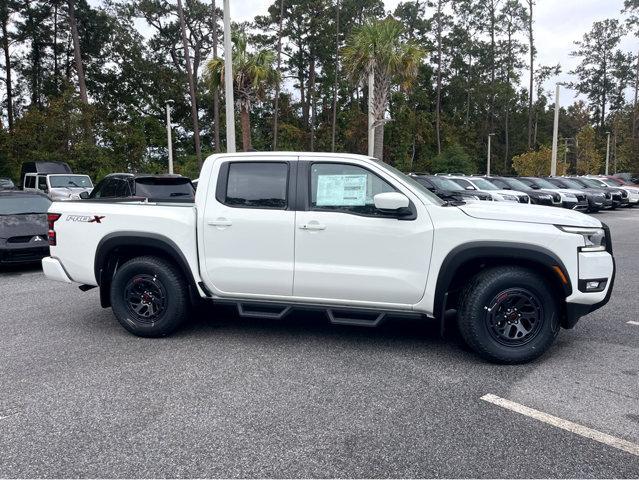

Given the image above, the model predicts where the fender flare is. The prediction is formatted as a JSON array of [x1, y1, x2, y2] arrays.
[[94, 232, 198, 307], [433, 241, 572, 321]]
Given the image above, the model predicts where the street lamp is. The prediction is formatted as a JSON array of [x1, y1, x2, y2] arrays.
[[223, 0, 236, 153], [605, 131, 611, 175], [550, 83, 562, 177], [165, 99, 175, 174], [487, 133, 495, 176]]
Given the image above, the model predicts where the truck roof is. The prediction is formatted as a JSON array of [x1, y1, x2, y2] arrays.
[[203, 152, 376, 162]]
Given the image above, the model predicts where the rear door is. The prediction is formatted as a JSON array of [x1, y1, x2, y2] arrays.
[[200, 157, 297, 297]]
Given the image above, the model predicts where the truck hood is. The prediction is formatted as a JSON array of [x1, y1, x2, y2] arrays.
[[458, 202, 601, 227]]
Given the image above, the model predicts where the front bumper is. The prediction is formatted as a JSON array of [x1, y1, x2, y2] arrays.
[[563, 226, 615, 328]]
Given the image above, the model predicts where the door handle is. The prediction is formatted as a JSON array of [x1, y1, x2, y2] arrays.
[[299, 223, 326, 231], [208, 218, 233, 227]]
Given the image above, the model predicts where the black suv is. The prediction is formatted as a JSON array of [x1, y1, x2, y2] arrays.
[[411, 174, 493, 203], [569, 177, 627, 209], [545, 177, 612, 212], [483, 176, 561, 207], [0, 191, 51, 264], [85, 174, 195, 201]]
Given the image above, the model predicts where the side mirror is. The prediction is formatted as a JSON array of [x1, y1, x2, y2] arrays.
[[531, 184, 541, 190], [374, 192, 409, 211], [79, 191, 90, 199]]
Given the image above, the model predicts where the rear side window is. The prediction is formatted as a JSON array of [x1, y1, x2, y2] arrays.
[[37, 176, 47, 191], [25, 176, 36, 189], [224, 162, 288, 209], [134, 178, 194, 199]]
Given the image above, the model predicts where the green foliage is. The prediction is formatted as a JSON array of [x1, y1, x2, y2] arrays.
[[575, 125, 603, 174], [431, 144, 476, 174], [512, 146, 567, 176]]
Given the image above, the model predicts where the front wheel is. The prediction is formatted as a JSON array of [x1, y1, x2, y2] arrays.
[[457, 266, 560, 364], [110, 256, 188, 337]]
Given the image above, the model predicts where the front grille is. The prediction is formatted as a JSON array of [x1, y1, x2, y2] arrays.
[[612, 192, 621, 199], [518, 196, 529, 204], [621, 190, 628, 199], [604, 192, 611, 199], [575, 194, 586, 202], [552, 193, 561, 203]]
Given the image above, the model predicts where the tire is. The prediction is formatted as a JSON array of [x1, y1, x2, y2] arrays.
[[457, 266, 560, 364], [110, 255, 188, 337]]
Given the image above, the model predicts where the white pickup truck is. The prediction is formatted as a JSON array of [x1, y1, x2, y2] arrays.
[[42, 153, 615, 363]]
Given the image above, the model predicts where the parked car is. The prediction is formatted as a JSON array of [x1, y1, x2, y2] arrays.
[[0, 177, 15, 190], [544, 177, 611, 213], [85, 174, 195, 201], [20, 161, 72, 187], [447, 176, 530, 203], [0, 191, 51, 264], [23, 173, 94, 201], [410, 174, 493, 203], [517, 177, 589, 211], [42, 152, 615, 364], [613, 172, 639, 185], [483, 176, 561, 207], [576, 177, 630, 208], [593, 176, 639, 206]]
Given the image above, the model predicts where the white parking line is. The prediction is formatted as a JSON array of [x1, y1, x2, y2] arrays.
[[627, 321, 639, 326], [481, 393, 639, 457]]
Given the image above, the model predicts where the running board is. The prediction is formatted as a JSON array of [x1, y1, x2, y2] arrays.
[[236, 302, 292, 320], [326, 309, 386, 327]]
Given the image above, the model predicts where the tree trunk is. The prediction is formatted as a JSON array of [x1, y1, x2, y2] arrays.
[[54, 2, 59, 83], [240, 104, 252, 151], [527, 0, 533, 149], [211, 0, 220, 152], [1, 9, 13, 131], [331, 0, 340, 152], [435, 0, 442, 155], [309, 55, 316, 151], [176, 0, 202, 167], [68, 0, 88, 104], [373, 123, 384, 161], [272, 0, 284, 150]]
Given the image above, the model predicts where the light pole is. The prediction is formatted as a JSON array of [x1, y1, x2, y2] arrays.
[[550, 83, 561, 177], [165, 100, 174, 174], [487, 133, 495, 176], [605, 131, 611, 175], [223, 0, 236, 152]]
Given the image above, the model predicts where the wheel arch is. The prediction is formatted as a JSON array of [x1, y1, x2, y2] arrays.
[[94, 232, 198, 308], [434, 242, 572, 322]]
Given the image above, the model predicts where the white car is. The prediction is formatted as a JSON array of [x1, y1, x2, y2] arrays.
[[41, 152, 614, 363], [447, 176, 529, 203], [23, 173, 93, 201]]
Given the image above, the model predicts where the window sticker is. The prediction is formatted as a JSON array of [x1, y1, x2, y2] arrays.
[[316, 174, 367, 206]]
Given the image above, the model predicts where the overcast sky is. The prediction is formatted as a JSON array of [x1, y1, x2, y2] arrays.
[[96, 0, 637, 104]]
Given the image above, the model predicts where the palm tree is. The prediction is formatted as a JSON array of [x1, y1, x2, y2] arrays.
[[207, 33, 279, 151], [342, 17, 424, 161]]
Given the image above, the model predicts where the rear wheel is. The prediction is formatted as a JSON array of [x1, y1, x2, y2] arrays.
[[110, 256, 188, 337], [457, 266, 560, 364]]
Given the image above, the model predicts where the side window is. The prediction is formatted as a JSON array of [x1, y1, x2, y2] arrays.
[[224, 162, 288, 209], [37, 176, 48, 191], [100, 179, 118, 198], [114, 179, 129, 197], [310, 163, 397, 216], [25, 176, 35, 189]]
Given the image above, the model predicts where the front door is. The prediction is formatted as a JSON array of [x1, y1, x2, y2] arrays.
[[201, 159, 296, 297], [293, 160, 433, 306]]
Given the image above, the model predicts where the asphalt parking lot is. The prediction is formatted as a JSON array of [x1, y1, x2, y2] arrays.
[[0, 210, 638, 478]]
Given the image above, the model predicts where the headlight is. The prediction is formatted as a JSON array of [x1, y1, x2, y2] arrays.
[[538, 194, 552, 200], [557, 226, 606, 252], [501, 194, 518, 202], [562, 192, 577, 200]]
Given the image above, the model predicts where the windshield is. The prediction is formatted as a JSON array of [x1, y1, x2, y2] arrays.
[[581, 178, 606, 188], [370, 160, 445, 205], [429, 176, 464, 191], [527, 177, 556, 189], [135, 178, 195, 199], [468, 178, 498, 190], [501, 178, 530, 190], [601, 178, 620, 187], [49, 175, 93, 188], [559, 178, 584, 189], [0, 178, 15, 188], [0, 195, 51, 215]]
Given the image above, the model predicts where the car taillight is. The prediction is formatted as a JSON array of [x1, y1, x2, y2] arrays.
[[47, 213, 61, 246]]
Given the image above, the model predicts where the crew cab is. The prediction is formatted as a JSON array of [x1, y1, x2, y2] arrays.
[[41, 153, 615, 363]]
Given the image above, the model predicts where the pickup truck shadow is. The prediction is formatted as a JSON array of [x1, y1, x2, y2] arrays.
[[0, 261, 42, 275], [176, 303, 469, 356]]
